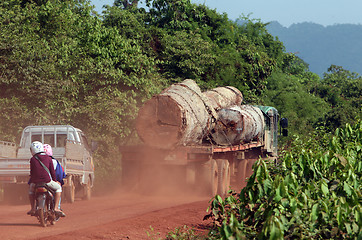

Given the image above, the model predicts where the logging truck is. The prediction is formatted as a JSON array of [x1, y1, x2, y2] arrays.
[[0, 125, 96, 203], [120, 80, 288, 196]]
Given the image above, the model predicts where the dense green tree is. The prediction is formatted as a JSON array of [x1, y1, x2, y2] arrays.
[[238, 19, 285, 63], [263, 70, 328, 136], [114, 0, 139, 9], [141, 0, 285, 100], [0, 98, 32, 142], [157, 30, 216, 80], [0, 0, 165, 185], [313, 65, 362, 130]]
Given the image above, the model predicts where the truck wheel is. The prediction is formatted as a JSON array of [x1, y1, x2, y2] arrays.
[[245, 159, 257, 182], [122, 160, 141, 191], [197, 159, 218, 197], [83, 177, 91, 200], [236, 159, 248, 189], [65, 177, 75, 203], [216, 159, 230, 196], [209, 160, 219, 196]]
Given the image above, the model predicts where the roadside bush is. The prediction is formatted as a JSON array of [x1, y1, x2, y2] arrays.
[[205, 120, 362, 239], [164, 225, 204, 240]]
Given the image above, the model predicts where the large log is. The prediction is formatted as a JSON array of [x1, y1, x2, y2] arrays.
[[203, 86, 243, 111], [136, 79, 216, 148], [210, 105, 265, 145]]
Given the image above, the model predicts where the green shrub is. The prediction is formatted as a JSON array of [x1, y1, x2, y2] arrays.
[[206, 120, 362, 239], [165, 225, 204, 240]]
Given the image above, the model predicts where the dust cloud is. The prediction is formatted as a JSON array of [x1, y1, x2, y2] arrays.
[[97, 147, 213, 204]]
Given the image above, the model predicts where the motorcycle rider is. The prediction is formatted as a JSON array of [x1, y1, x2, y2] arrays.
[[27, 141, 65, 217], [43, 144, 66, 209]]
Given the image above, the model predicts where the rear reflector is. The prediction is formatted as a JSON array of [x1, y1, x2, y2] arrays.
[[35, 187, 48, 193]]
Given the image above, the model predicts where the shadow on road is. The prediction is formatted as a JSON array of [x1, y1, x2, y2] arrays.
[[0, 222, 39, 227]]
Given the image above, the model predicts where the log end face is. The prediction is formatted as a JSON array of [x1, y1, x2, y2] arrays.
[[136, 96, 184, 148]]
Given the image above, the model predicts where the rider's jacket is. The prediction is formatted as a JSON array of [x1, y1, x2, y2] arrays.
[[29, 153, 56, 184]]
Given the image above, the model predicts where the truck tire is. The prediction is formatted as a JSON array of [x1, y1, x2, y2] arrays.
[[245, 159, 257, 182], [138, 163, 161, 195], [83, 176, 91, 200], [65, 176, 75, 203], [216, 159, 230, 196], [236, 159, 248, 189], [122, 159, 144, 192], [197, 159, 218, 197]]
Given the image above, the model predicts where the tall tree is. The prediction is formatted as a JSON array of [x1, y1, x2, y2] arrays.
[[115, 0, 139, 9], [314, 65, 362, 130]]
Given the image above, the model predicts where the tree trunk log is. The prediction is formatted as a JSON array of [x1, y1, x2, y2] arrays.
[[211, 105, 265, 145], [136, 79, 214, 148]]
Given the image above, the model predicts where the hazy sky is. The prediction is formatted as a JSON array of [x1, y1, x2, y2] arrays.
[[91, 0, 362, 27]]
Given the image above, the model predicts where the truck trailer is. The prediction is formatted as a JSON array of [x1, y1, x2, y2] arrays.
[[120, 80, 286, 196]]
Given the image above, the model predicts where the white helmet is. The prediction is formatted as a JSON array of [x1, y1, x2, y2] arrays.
[[30, 141, 44, 155]]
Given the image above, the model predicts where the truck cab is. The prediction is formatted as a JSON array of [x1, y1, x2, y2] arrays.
[[257, 106, 279, 157]]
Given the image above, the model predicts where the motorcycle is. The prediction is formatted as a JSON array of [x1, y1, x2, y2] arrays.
[[33, 183, 60, 227]]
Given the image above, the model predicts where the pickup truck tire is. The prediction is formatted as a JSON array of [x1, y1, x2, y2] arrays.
[[2, 184, 27, 204], [216, 159, 230, 196], [83, 177, 91, 200], [65, 176, 75, 203]]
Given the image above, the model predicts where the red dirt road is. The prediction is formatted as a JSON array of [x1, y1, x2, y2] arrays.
[[0, 190, 213, 240]]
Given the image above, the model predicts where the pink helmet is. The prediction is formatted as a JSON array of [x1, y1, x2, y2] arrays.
[[43, 144, 53, 156]]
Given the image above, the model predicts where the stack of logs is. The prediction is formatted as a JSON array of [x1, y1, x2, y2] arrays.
[[136, 79, 264, 148]]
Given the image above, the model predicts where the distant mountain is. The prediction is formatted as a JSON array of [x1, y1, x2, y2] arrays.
[[265, 21, 362, 76]]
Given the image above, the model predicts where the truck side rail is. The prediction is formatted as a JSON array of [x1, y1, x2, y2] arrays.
[[0, 140, 16, 146], [120, 141, 264, 155], [211, 141, 263, 153]]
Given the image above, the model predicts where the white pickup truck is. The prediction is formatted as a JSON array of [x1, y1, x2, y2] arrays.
[[0, 125, 96, 203]]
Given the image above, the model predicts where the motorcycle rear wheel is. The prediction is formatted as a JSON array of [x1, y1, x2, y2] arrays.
[[37, 208, 47, 227]]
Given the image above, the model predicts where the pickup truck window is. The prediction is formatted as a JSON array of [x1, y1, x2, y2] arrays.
[[31, 134, 69, 148], [21, 129, 78, 148]]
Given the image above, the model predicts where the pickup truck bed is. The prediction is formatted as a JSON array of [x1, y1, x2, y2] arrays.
[[0, 141, 17, 159]]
